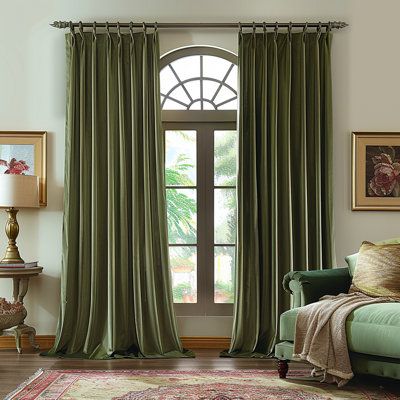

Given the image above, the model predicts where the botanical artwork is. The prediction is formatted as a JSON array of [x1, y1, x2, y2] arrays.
[[0, 144, 35, 175], [353, 132, 400, 211], [366, 146, 400, 197]]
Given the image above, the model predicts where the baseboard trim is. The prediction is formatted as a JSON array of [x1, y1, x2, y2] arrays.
[[0, 335, 231, 350], [181, 336, 231, 349], [0, 335, 55, 350]]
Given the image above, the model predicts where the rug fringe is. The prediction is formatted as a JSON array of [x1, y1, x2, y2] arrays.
[[5, 368, 44, 400]]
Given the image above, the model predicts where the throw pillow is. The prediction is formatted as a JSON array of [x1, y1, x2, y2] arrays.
[[351, 241, 400, 298], [345, 237, 400, 276]]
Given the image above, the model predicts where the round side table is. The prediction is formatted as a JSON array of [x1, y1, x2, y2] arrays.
[[0, 266, 43, 353]]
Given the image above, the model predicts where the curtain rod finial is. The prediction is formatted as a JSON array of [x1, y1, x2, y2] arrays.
[[333, 21, 349, 29], [51, 21, 69, 28]]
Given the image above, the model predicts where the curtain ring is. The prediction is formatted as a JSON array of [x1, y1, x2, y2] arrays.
[[252, 21, 256, 35], [262, 22, 267, 46], [288, 21, 293, 41], [274, 21, 279, 40], [69, 21, 75, 36], [238, 22, 242, 36], [117, 21, 121, 41], [317, 21, 322, 39], [106, 21, 111, 39], [69, 21, 76, 45], [142, 22, 147, 33], [78, 21, 84, 39], [92, 21, 97, 40], [129, 21, 134, 40], [302, 22, 308, 42], [154, 21, 158, 33], [327, 21, 332, 33]]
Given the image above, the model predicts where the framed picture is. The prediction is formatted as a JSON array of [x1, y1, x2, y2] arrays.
[[352, 132, 400, 211], [0, 131, 47, 206]]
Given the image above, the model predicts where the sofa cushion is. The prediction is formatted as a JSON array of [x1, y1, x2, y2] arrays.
[[345, 253, 358, 277], [352, 241, 400, 298], [280, 307, 300, 342], [345, 237, 400, 276], [280, 302, 400, 358]]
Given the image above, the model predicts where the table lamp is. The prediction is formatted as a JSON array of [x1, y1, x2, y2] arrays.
[[0, 174, 39, 264]]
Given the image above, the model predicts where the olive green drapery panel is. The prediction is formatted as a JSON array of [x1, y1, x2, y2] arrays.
[[45, 31, 192, 359], [226, 31, 335, 357]]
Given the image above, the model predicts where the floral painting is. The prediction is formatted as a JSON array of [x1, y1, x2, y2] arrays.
[[353, 132, 400, 211], [0, 132, 47, 206], [366, 146, 400, 197], [0, 144, 34, 175]]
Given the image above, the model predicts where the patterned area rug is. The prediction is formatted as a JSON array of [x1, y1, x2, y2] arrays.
[[6, 369, 398, 400]]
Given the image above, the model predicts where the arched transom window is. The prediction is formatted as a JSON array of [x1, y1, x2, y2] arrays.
[[160, 47, 238, 110]]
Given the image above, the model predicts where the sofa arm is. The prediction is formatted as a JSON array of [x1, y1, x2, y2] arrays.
[[283, 268, 352, 308]]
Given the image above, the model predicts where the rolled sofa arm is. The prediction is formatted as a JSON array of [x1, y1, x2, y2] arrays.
[[283, 268, 352, 308]]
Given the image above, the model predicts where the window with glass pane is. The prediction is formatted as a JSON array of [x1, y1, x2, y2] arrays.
[[160, 54, 237, 110], [214, 246, 235, 303], [214, 131, 237, 304], [162, 46, 238, 315], [170, 246, 197, 303], [165, 130, 197, 303]]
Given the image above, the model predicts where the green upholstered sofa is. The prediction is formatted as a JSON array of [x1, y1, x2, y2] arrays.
[[274, 267, 400, 380]]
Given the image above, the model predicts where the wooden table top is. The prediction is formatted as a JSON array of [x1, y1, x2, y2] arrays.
[[0, 266, 43, 278]]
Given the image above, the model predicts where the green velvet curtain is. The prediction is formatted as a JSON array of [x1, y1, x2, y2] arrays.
[[45, 31, 193, 359], [225, 30, 335, 357]]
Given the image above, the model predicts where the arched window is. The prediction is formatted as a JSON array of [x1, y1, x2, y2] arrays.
[[160, 47, 237, 110], [161, 47, 237, 317]]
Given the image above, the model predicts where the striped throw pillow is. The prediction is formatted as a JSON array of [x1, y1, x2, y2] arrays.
[[351, 241, 400, 298]]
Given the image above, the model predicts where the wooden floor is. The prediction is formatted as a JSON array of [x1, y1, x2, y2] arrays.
[[0, 348, 399, 398], [0, 348, 303, 398]]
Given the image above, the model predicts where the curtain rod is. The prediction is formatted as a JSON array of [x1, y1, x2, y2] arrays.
[[50, 21, 348, 30]]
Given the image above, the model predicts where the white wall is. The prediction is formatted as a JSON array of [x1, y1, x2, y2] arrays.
[[0, 0, 399, 336]]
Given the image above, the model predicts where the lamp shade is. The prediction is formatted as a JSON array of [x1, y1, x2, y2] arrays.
[[0, 174, 39, 208]]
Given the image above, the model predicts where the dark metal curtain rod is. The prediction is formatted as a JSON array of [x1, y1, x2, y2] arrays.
[[51, 21, 348, 30]]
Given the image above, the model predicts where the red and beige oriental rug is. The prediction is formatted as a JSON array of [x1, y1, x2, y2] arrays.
[[6, 369, 398, 400]]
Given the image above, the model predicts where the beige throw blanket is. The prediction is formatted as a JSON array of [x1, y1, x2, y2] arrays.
[[293, 292, 393, 387]]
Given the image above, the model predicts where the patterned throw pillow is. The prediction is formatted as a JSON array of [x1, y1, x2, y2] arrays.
[[351, 241, 400, 298]]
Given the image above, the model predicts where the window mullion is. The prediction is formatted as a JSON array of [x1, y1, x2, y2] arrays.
[[203, 125, 216, 315], [200, 56, 204, 111], [196, 124, 208, 314]]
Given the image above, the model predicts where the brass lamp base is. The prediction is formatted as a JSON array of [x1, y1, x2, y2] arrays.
[[0, 208, 24, 264]]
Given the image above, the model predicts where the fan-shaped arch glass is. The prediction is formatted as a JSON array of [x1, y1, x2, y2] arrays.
[[160, 55, 238, 110]]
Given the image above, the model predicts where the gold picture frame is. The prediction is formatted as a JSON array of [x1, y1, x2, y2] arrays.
[[352, 132, 400, 211], [0, 131, 47, 206]]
